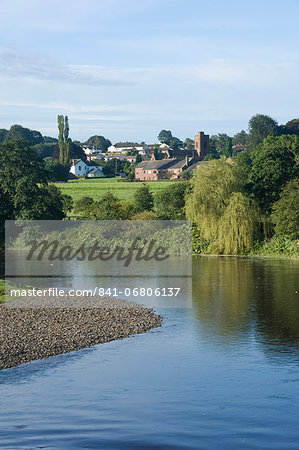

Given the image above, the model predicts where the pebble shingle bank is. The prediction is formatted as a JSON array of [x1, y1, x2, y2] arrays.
[[0, 295, 162, 370]]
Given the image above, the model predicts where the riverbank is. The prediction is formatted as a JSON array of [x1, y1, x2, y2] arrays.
[[0, 295, 162, 370]]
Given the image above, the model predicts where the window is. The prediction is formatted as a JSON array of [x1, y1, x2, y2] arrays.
[[78, 166, 82, 170]]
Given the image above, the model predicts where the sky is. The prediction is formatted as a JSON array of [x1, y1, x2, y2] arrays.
[[1, 0, 299, 143]]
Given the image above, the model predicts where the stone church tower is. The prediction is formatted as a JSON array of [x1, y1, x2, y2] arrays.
[[194, 131, 210, 160]]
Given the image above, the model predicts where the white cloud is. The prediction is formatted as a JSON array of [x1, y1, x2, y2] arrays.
[[0, 47, 134, 86]]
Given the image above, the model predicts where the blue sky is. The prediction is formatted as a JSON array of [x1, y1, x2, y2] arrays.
[[1, 0, 299, 142]]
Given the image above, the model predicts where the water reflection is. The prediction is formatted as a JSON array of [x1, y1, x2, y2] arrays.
[[192, 256, 299, 354]]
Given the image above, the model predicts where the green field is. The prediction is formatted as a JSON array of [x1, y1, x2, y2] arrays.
[[55, 178, 174, 202]]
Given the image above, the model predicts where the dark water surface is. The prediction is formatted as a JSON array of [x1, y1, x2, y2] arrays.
[[1, 256, 299, 449]]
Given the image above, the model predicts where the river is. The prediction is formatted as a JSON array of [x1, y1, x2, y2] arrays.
[[0, 256, 299, 449]]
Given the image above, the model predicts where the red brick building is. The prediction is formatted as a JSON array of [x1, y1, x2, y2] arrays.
[[135, 158, 193, 181], [194, 131, 210, 160]]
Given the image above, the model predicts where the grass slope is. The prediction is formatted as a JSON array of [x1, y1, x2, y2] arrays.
[[55, 178, 174, 202]]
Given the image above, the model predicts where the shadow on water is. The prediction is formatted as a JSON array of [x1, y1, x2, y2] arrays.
[[191, 256, 299, 358]]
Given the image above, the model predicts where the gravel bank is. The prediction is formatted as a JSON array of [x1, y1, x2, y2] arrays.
[[0, 295, 162, 370]]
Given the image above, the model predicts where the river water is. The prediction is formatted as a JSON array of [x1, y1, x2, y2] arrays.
[[1, 256, 299, 449]]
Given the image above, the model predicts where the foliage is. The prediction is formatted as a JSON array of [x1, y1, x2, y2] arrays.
[[135, 153, 142, 164], [210, 133, 231, 155], [158, 129, 173, 144], [249, 135, 299, 211], [250, 237, 299, 258], [271, 178, 299, 239], [70, 142, 86, 161], [44, 158, 69, 182], [33, 143, 55, 159], [185, 158, 260, 254], [223, 137, 233, 157], [153, 146, 162, 160], [247, 114, 278, 148], [169, 137, 183, 150], [134, 184, 154, 212], [100, 158, 127, 177], [61, 194, 73, 215], [73, 196, 94, 215], [0, 129, 8, 142], [184, 138, 194, 150], [0, 140, 66, 231], [232, 130, 247, 146], [83, 192, 133, 220], [57, 115, 70, 165], [85, 135, 111, 152], [155, 182, 189, 219], [281, 118, 299, 136], [131, 210, 156, 220], [216, 192, 259, 254], [4, 124, 43, 145], [43, 136, 58, 143]]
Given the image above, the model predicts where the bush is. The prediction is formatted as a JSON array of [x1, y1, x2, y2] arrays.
[[155, 181, 189, 219], [73, 196, 94, 215], [131, 211, 156, 220], [134, 184, 154, 212], [271, 178, 299, 239]]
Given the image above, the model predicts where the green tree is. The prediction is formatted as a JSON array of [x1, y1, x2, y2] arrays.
[[43, 136, 58, 144], [101, 158, 126, 177], [61, 194, 73, 216], [223, 137, 233, 157], [247, 114, 278, 148], [44, 158, 69, 182], [57, 115, 70, 165], [134, 184, 154, 212], [4, 124, 43, 145], [185, 159, 260, 254], [184, 138, 194, 150], [58, 115, 64, 164], [0, 140, 66, 226], [85, 135, 112, 152], [155, 182, 189, 219], [64, 116, 70, 164], [33, 143, 55, 159], [280, 118, 299, 136], [218, 134, 231, 154], [135, 153, 142, 164], [73, 197, 94, 215], [84, 192, 131, 220], [271, 178, 299, 239], [0, 129, 8, 143], [249, 135, 299, 211], [158, 129, 173, 145], [232, 130, 247, 146], [153, 145, 161, 160]]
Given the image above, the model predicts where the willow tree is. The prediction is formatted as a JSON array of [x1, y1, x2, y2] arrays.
[[185, 158, 260, 254], [58, 115, 70, 165]]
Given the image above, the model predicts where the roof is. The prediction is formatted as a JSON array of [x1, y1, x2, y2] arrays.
[[135, 159, 180, 170], [72, 159, 97, 167], [181, 160, 210, 174], [87, 167, 103, 174], [114, 142, 143, 148], [167, 159, 188, 169]]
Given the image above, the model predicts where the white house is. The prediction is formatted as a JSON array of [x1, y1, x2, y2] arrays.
[[83, 146, 103, 156], [107, 143, 149, 155], [69, 159, 104, 178], [86, 167, 104, 178]]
